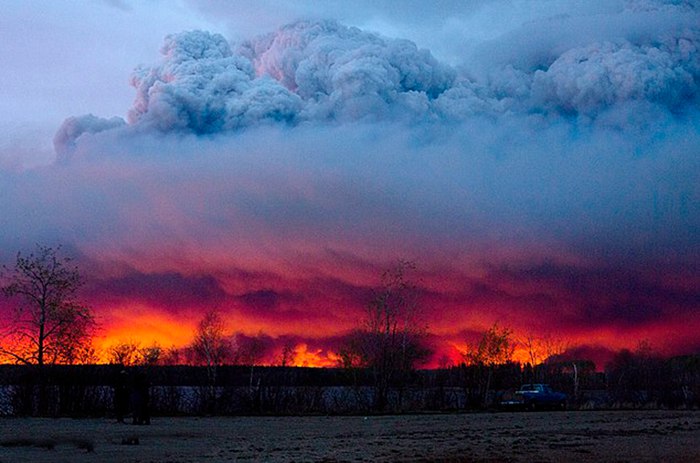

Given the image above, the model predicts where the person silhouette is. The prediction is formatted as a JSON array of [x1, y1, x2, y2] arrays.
[[131, 370, 151, 425], [113, 369, 129, 423]]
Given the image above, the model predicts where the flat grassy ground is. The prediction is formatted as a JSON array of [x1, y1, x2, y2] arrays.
[[1, 410, 698, 462]]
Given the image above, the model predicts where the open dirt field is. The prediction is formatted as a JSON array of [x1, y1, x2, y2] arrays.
[[1, 410, 699, 462]]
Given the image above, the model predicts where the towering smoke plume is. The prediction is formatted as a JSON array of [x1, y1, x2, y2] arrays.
[[123, 21, 457, 136], [56, 1, 699, 157]]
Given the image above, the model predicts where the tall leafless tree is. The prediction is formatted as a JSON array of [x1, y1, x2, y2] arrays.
[[190, 310, 231, 412], [1, 245, 94, 367], [279, 341, 296, 367], [231, 331, 267, 407], [341, 260, 430, 411], [521, 333, 569, 382], [191, 310, 231, 368], [1, 245, 94, 415]]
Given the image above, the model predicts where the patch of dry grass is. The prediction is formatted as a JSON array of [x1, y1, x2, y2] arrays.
[[0, 411, 698, 462]]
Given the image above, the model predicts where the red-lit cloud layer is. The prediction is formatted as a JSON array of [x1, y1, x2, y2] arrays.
[[1, 3, 699, 368]]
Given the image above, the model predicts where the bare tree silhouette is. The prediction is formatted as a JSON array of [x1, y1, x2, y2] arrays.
[[190, 310, 232, 412], [341, 260, 430, 411], [1, 245, 94, 366], [1, 245, 94, 414], [107, 340, 163, 366]]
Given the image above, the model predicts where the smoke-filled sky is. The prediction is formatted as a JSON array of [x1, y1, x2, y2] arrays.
[[1, 0, 699, 367]]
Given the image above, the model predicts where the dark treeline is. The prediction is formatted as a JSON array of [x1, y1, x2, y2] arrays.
[[1, 350, 698, 417]]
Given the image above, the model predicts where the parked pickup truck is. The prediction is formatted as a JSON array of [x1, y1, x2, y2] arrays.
[[501, 384, 567, 410]]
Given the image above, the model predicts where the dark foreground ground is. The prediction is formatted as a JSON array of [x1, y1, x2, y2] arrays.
[[1, 410, 699, 462]]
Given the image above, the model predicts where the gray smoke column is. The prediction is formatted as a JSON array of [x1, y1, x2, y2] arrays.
[[55, 0, 699, 158], [531, 26, 699, 115], [128, 30, 302, 133], [236, 20, 457, 120], [125, 21, 457, 134]]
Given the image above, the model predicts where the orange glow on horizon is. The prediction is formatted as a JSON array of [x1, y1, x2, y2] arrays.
[[93, 306, 344, 367], [2, 295, 694, 369], [90, 312, 692, 368], [288, 343, 340, 368], [94, 307, 196, 361]]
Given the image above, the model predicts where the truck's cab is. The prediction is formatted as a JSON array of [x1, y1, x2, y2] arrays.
[[502, 383, 567, 410]]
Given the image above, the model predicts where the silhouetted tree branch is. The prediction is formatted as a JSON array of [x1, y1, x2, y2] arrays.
[[1, 245, 94, 367], [464, 323, 514, 407], [341, 260, 431, 411]]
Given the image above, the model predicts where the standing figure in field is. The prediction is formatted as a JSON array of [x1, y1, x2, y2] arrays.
[[131, 370, 151, 425], [114, 369, 129, 423]]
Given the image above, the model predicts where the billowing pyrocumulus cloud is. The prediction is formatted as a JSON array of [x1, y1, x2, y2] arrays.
[[56, 1, 699, 153], [2, 0, 699, 367]]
